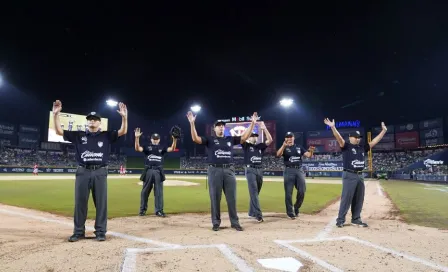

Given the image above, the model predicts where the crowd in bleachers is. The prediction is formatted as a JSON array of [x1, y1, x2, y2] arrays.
[[0, 147, 126, 168], [181, 147, 448, 175]]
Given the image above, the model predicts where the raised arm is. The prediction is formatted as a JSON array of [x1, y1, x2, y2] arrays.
[[240, 112, 258, 144], [117, 102, 128, 137], [303, 146, 316, 158], [167, 136, 178, 152], [186, 111, 202, 144], [276, 139, 288, 157], [324, 118, 345, 148], [134, 128, 144, 152], [369, 122, 387, 148], [259, 121, 273, 145], [52, 100, 64, 136]]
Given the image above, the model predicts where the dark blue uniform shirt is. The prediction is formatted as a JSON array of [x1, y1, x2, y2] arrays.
[[200, 136, 241, 164], [282, 144, 305, 167], [63, 130, 119, 165], [341, 142, 370, 171], [143, 144, 168, 167], [242, 142, 267, 165]]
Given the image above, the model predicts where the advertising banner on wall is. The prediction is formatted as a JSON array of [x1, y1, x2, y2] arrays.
[[306, 138, 341, 152], [372, 142, 395, 150], [372, 133, 395, 142], [395, 131, 419, 149], [419, 118, 443, 130], [371, 125, 395, 134], [420, 137, 444, 147], [395, 123, 419, 133], [19, 125, 40, 133], [420, 128, 443, 140], [0, 123, 16, 136], [18, 132, 40, 148]]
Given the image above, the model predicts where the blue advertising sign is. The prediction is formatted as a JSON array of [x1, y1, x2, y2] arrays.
[[420, 137, 444, 147], [325, 120, 361, 130], [18, 132, 40, 148], [307, 130, 334, 138], [372, 125, 394, 134], [0, 123, 16, 136], [19, 124, 40, 133], [419, 118, 443, 130], [395, 122, 419, 133], [420, 128, 443, 140]]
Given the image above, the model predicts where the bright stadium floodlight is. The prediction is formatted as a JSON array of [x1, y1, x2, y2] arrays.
[[106, 99, 118, 107], [190, 105, 201, 113], [279, 98, 293, 108]]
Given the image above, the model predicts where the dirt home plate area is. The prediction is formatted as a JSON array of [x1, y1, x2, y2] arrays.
[[1, 176, 448, 272]]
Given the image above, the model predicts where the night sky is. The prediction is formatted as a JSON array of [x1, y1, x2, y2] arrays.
[[1, 2, 447, 133]]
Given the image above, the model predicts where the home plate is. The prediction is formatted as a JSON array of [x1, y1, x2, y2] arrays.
[[257, 257, 303, 272], [137, 180, 200, 186]]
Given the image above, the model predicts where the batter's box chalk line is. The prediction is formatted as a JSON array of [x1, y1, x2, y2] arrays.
[[120, 244, 254, 272], [274, 236, 448, 272]]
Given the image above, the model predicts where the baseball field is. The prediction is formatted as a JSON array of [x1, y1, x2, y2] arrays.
[[0, 174, 447, 272]]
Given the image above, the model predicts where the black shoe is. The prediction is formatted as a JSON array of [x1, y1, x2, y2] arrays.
[[288, 214, 296, 220], [68, 234, 85, 242], [231, 224, 243, 231], [95, 234, 106, 241], [294, 208, 299, 216], [336, 222, 344, 228], [139, 211, 146, 216], [155, 211, 166, 217], [351, 220, 368, 227], [256, 216, 264, 223], [212, 225, 220, 231]]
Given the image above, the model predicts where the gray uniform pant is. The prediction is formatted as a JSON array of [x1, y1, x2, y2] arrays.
[[245, 167, 263, 218], [283, 167, 307, 217], [73, 166, 108, 236], [337, 171, 365, 224], [140, 168, 164, 214], [207, 165, 239, 226]]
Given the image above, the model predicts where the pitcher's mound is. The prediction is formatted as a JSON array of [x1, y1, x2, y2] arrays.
[[137, 180, 200, 186]]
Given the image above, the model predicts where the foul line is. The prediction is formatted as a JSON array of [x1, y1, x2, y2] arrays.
[[121, 244, 254, 272], [275, 236, 448, 272], [0, 208, 180, 248], [376, 182, 384, 197]]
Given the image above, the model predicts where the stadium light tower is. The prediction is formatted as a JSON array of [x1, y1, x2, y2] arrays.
[[106, 99, 118, 107], [190, 104, 201, 113], [279, 98, 293, 108]]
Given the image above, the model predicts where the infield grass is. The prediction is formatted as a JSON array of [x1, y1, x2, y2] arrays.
[[381, 180, 448, 229], [0, 178, 341, 219]]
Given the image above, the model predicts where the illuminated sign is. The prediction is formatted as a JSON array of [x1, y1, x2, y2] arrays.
[[326, 120, 361, 130], [219, 116, 262, 123]]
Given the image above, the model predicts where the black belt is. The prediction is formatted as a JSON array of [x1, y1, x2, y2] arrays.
[[146, 165, 161, 169], [209, 164, 233, 168], [79, 164, 106, 170], [246, 164, 263, 169], [286, 165, 302, 169], [344, 169, 363, 174]]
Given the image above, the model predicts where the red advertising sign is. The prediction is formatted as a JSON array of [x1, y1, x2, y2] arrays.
[[306, 138, 340, 152], [395, 131, 419, 149]]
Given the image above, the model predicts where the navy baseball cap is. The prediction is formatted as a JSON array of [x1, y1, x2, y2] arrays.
[[214, 120, 226, 127], [349, 131, 363, 138], [86, 111, 101, 121], [250, 131, 259, 137], [285, 132, 294, 138], [151, 133, 160, 140]]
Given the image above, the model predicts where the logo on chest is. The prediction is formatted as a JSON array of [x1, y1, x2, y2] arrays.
[[81, 136, 87, 144], [98, 141, 103, 148]]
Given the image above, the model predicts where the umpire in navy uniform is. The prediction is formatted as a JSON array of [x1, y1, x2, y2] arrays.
[[52, 100, 128, 242], [276, 132, 315, 219], [241, 121, 273, 223], [186, 111, 258, 231], [134, 128, 177, 217], [324, 118, 387, 228]]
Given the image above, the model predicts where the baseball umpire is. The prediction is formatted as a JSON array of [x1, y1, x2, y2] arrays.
[[241, 121, 273, 223], [276, 132, 315, 219], [134, 128, 178, 217], [324, 118, 387, 228], [186, 111, 258, 231], [52, 99, 128, 242]]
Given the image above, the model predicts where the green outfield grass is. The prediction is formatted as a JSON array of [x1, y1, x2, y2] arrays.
[[0, 178, 341, 219], [381, 180, 448, 229]]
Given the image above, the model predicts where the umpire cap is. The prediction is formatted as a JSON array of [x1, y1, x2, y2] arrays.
[[285, 132, 294, 138], [214, 120, 226, 127], [151, 133, 160, 140], [86, 111, 101, 121], [349, 131, 363, 138]]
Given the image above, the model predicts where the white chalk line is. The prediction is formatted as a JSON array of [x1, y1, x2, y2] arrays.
[[315, 216, 337, 240], [121, 244, 254, 272], [275, 236, 448, 272], [0, 208, 180, 248], [376, 182, 384, 197]]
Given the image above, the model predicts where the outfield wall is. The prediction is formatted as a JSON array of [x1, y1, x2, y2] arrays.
[[0, 166, 349, 177], [392, 173, 448, 183]]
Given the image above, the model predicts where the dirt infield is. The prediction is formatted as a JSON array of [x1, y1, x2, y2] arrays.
[[1, 180, 447, 272]]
